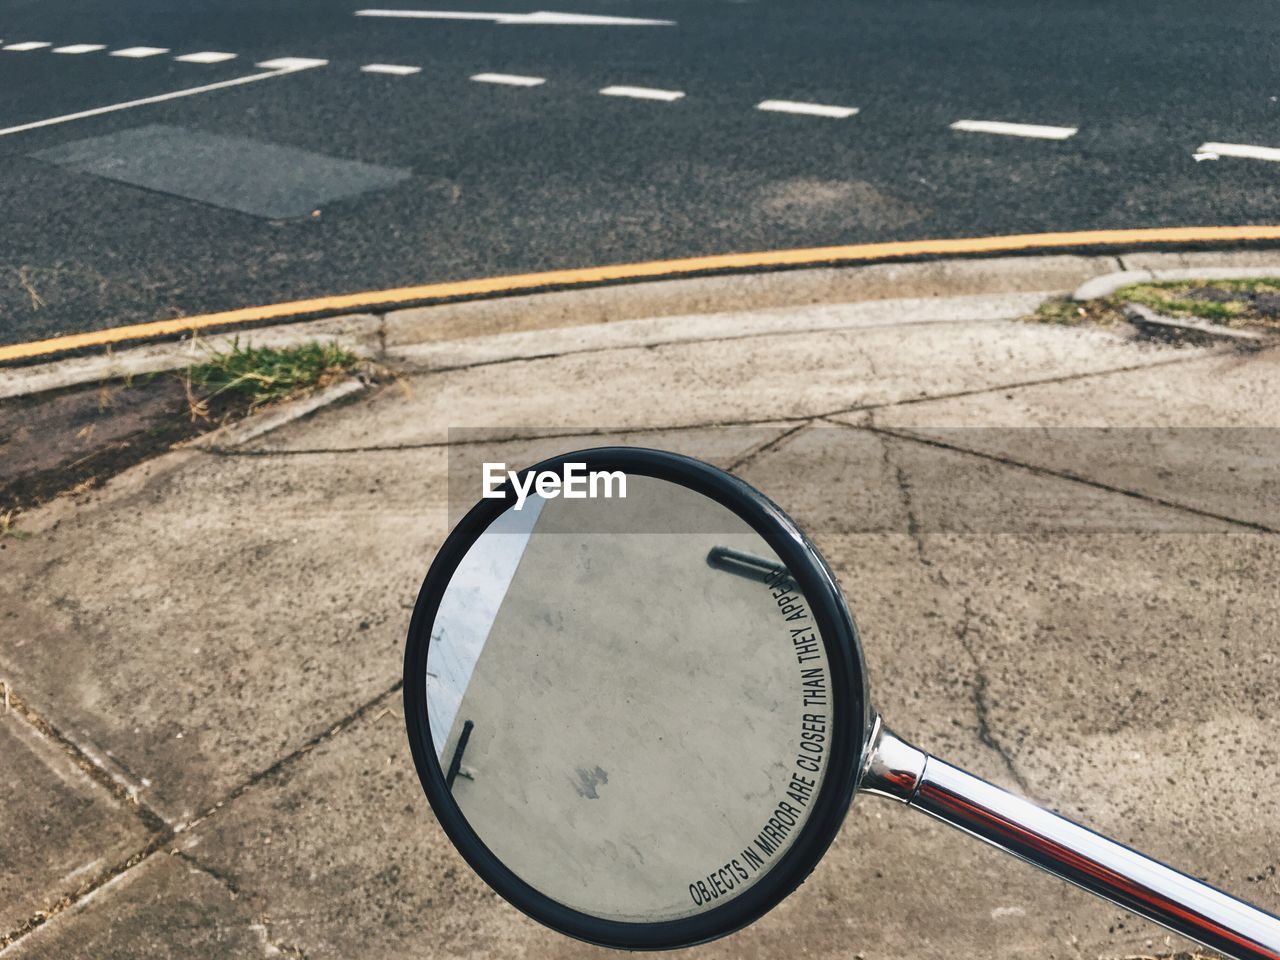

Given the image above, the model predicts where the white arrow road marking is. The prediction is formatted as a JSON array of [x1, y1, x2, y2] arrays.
[[1197, 141, 1280, 163], [0, 58, 328, 138], [53, 44, 108, 54], [757, 99, 858, 119], [355, 8, 674, 25], [600, 85, 684, 102], [471, 72, 545, 86], [950, 119, 1078, 140]]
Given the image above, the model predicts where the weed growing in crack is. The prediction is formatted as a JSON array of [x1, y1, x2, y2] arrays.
[[184, 339, 359, 414]]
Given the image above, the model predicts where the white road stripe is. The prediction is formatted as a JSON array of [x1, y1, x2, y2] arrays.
[[757, 99, 858, 119], [175, 51, 238, 64], [354, 8, 674, 25], [4, 41, 52, 51], [110, 46, 171, 58], [358, 9, 495, 19], [0, 60, 326, 138], [471, 72, 545, 86], [1197, 141, 1280, 163], [950, 119, 1077, 140], [53, 44, 108, 54], [512, 11, 673, 25], [599, 85, 684, 102], [360, 63, 422, 75]]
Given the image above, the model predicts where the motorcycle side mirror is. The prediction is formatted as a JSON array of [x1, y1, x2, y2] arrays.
[[403, 448, 1280, 958]]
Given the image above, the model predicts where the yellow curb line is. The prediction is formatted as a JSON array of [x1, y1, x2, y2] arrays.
[[6, 224, 1280, 364]]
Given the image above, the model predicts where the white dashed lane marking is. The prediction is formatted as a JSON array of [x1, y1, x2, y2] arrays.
[[471, 72, 545, 86], [8, 38, 1280, 168], [1197, 141, 1280, 163], [176, 51, 238, 64], [600, 85, 684, 102], [360, 63, 422, 75], [110, 46, 171, 58], [950, 119, 1078, 140], [256, 57, 329, 70], [757, 99, 858, 119]]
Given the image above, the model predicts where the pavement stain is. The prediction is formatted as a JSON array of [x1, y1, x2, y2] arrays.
[[0, 343, 361, 534], [570, 765, 609, 799], [754, 178, 923, 232]]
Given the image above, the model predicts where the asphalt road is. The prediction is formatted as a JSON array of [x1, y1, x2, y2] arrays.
[[2, 0, 1279, 347]]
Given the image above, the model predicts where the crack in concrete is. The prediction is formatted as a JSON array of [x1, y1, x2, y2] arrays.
[[174, 850, 240, 898], [893, 460, 928, 564], [870, 423, 931, 566], [177, 680, 403, 836], [827, 344, 1254, 417], [726, 420, 811, 472], [173, 850, 313, 956], [954, 598, 1036, 799], [810, 417, 1035, 798], [865, 423, 1277, 534]]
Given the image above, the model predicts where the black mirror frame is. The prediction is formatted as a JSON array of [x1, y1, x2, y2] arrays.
[[403, 446, 870, 950]]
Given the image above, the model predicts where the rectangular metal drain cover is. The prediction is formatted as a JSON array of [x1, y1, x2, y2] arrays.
[[32, 124, 412, 219]]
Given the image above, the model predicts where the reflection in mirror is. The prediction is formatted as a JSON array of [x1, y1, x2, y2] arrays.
[[426, 475, 833, 923]]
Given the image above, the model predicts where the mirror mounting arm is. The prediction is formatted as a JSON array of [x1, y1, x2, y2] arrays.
[[860, 718, 1280, 960], [859, 716, 927, 802]]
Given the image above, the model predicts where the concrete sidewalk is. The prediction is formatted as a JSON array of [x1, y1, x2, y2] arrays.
[[2, 259, 1278, 959]]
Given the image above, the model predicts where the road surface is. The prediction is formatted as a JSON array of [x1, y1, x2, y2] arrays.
[[2, 0, 1278, 346]]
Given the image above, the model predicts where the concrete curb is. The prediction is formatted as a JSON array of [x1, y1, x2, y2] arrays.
[[6, 248, 1280, 401], [0, 314, 380, 401]]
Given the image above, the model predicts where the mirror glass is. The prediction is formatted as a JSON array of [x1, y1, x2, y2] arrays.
[[425, 474, 835, 923]]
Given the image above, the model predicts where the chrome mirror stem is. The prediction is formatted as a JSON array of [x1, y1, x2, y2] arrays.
[[860, 722, 1280, 960]]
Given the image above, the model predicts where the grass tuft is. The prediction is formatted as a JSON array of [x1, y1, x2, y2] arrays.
[[1027, 278, 1280, 329], [1115, 278, 1280, 325], [1031, 299, 1093, 325], [0, 508, 31, 540], [185, 340, 359, 410]]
